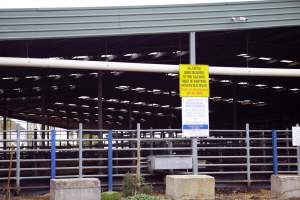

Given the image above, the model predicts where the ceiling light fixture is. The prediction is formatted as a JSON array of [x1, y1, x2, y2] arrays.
[[258, 57, 272, 61], [280, 60, 293, 64]]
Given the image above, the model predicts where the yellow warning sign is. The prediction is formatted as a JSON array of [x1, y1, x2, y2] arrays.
[[179, 64, 209, 97]]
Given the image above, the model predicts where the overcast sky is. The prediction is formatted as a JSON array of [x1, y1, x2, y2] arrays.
[[2, 0, 258, 9]]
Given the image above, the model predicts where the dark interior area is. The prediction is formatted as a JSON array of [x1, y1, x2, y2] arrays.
[[0, 26, 299, 130]]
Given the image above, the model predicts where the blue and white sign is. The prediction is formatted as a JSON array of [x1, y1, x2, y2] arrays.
[[292, 126, 300, 146], [182, 97, 209, 138]]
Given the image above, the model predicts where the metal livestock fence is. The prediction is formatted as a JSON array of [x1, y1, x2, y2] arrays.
[[0, 123, 299, 192]]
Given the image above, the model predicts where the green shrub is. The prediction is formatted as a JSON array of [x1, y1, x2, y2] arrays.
[[101, 191, 122, 200], [139, 184, 153, 195], [124, 194, 160, 200], [122, 173, 153, 197], [122, 173, 139, 197]]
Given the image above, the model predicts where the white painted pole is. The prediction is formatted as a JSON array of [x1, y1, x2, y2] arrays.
[[190, 32, 199, 175], [79, 123, 83, 178], [1, 57, 300, 77], [136, 123, 141, 180], [0, 57, 177, 73], [16, 125, 21, 194], [189, 32, 196, 65]]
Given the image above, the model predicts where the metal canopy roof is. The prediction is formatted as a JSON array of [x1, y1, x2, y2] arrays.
[[0, 27, 300, 130], [1, 27, 300, 68], [0, 0, 300, 40], [0, 67, 299, 130]]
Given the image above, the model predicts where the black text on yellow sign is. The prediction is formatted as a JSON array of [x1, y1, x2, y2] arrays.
[[179, 64, 210, 97]]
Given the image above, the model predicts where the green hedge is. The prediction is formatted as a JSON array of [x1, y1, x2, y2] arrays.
[[101, 191, 122, 200], [124, 194, 160, 200]]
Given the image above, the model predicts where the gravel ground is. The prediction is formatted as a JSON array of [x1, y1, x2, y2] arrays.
[[0, 189, 271, 200], [0, 193, 49, 200], [216, 189, 271, 200]]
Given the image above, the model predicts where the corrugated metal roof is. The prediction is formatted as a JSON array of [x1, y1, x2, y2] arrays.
[[0, 0, 300, 40]]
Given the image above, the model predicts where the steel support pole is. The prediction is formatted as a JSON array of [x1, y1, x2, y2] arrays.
[[150, 128, 154, 156], [34, 129, 37, 149], [96, 73, 104, 175], [245, 123, 251, 187], [130, 129, 136, 173], [79, 123, 83, 178], [192, 138, 198, 175], [128, 102, 134, 172], [3, 115, 7, 145], [51, 129, 56, 179], [168, 131, 174, 155], [272, 129, 279, 175], [96, 75, 105, 172], [67, 130, 70, 147], [232, 82, 238, 129], [190, 31, 199, 175], [41, 92, 46, 147], [33, 128, 38, 177], [168, 91, 173, 157], [168, 93, 173, 129], [16, 125, 20, 193], [136, 123, 141, 179], [128, 102, 132, 129], [3, 115, 7, 153], [97, 72, 103, 131], [108, 130, 113, 191], [190, 32, 196, 64], [48, 126, 50, 147]]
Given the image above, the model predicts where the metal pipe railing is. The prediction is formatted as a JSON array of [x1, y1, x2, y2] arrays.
[[1, 124, 300, 191], [3, 57, 300, 77]]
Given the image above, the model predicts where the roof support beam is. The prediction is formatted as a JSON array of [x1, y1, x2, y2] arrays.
[[1, 57, 300, 77]]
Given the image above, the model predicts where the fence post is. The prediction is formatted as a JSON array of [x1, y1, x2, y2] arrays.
[[108, 130, 113, 191], [168, 131, 173, 155], [16, 125, 21, 194], [296, 124, 300, 175], [285, 129, 291, 172], [192, 138, 198, 175], [136, 123, 141, 179], [297, 146, 300, 175], [79, 123, 83, 178], [272, 129, 278, 175], [245, 123, 251, 187], [51, 129, 56, 179]]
